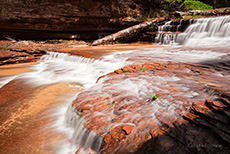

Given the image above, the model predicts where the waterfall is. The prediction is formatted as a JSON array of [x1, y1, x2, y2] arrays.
[[155, 15, 230, 47], [155, 20, 187, 45], [177, 15, 230, 47], [0, 51, 130, 89]]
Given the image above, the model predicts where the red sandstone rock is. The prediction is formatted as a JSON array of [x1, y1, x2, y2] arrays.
[[122, 125, 134, 135], [71, 61, 230, 154]]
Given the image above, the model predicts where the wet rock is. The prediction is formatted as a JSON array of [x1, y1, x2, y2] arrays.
[[122, 125, 134, 135], [71, 61, 230, 153]]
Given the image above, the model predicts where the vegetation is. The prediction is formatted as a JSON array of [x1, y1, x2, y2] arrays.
[[152, 94, 160, 101], [181, 0, 212, 10], [122, 68, 129, 72], [149, 23, 157, 30], [162, 0, 183, 4], [138, 67, 147, 72]]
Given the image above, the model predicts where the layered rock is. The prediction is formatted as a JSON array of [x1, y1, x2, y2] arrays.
[[0, 41, 46, 65], [0, 0, 148, 40], [71, 60, 230, 153]]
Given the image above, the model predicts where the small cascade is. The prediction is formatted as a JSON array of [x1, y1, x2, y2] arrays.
[[177, 15, 230, 47], [155, 15, 230, 47], [155, 20, 190, 45], [62, 105, 104, 154], [0, 51, 130, 89]]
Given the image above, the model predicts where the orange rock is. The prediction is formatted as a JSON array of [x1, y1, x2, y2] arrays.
[[114, 69, 123, 74], [75, 147, 82, 154], [123, 125, 134, 135], [156, 91, 169, 96]]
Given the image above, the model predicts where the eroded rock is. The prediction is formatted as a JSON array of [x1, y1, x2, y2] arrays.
[[71, 61, 230, 153]]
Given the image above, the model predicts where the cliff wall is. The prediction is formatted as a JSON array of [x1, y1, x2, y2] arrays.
[[0, 0, 150, 40]]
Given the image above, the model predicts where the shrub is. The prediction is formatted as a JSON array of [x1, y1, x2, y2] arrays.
[[181, 0, 212, 10]]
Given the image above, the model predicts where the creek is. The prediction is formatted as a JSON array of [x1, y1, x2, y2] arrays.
[[0, 15, 230, 154]]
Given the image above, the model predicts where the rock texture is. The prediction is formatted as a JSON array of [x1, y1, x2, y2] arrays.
[[72, 60, 230, 153], [0, 41, 46, 65], [0, 0, 150, 40]]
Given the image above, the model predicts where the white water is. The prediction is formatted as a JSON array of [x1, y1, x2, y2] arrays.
[[155, 21, 180, 45], [0, 15, 229, 154], [156, 15, 230, 47], [0, 51, 131, 89], [1, 48, 227, 154], [0, 51, 131, 154], [177, 15, 230, 47]]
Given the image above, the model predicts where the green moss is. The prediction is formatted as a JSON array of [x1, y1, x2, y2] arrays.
[[181, 0, 212, 10], [122, 68, 129, 72], [152, 94, 160, 101], [138, 67, 147, 72]]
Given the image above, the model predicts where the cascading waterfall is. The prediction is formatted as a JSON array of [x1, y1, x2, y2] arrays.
[[155, 21, 178, 45], [0, 51, 131, 153], [155, 15, 230, 47], [154, 20, 188, 45], [9, 51, 131, 154], [1, 15, 229, 154], [177, 15, 230, 47], [0, 51, 130, 89]]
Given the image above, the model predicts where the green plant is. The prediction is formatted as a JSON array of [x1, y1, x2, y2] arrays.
[[138, 67, 147, 72], [163, 0, 183, 5], [78, 111, 82, 116], [152, 94, 160, 101], [112, 103, 115, 107], [122, 68, 129, 72], [181, 0, 212, 10]]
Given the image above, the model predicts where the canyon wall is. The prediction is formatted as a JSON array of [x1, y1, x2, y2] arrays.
[[0, 0, 153, 40]]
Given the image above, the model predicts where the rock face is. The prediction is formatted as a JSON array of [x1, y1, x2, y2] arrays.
[[0, 0, 149, 40], [0, 41, 45, 65], [72, 60, 230, 153]]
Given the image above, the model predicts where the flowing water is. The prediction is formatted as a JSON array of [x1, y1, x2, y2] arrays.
[[0, 15, 230, 153], [155, 15, 230, 47]]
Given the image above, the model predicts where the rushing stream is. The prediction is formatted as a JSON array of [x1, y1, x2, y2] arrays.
[[0, 15, 230, 154], [155, 15, 230, 47]]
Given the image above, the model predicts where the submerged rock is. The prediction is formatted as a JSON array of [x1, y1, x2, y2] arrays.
[[71, 61, 230, 153]]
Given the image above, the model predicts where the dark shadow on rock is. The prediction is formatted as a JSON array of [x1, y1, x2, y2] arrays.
[[199, 58, 230, 73], [131, 91, 230, 154]]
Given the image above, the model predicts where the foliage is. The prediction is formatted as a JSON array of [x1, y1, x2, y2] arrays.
[[138, 67, 147, 72], [181, 0, 212, 10], [152, 94, 160, 101], [122, 68, 129, 72], [149, 23, 158, 30], [163, 0, 183, 4]]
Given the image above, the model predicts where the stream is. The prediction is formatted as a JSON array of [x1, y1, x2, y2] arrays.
[[0, 15, 230, 154]]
